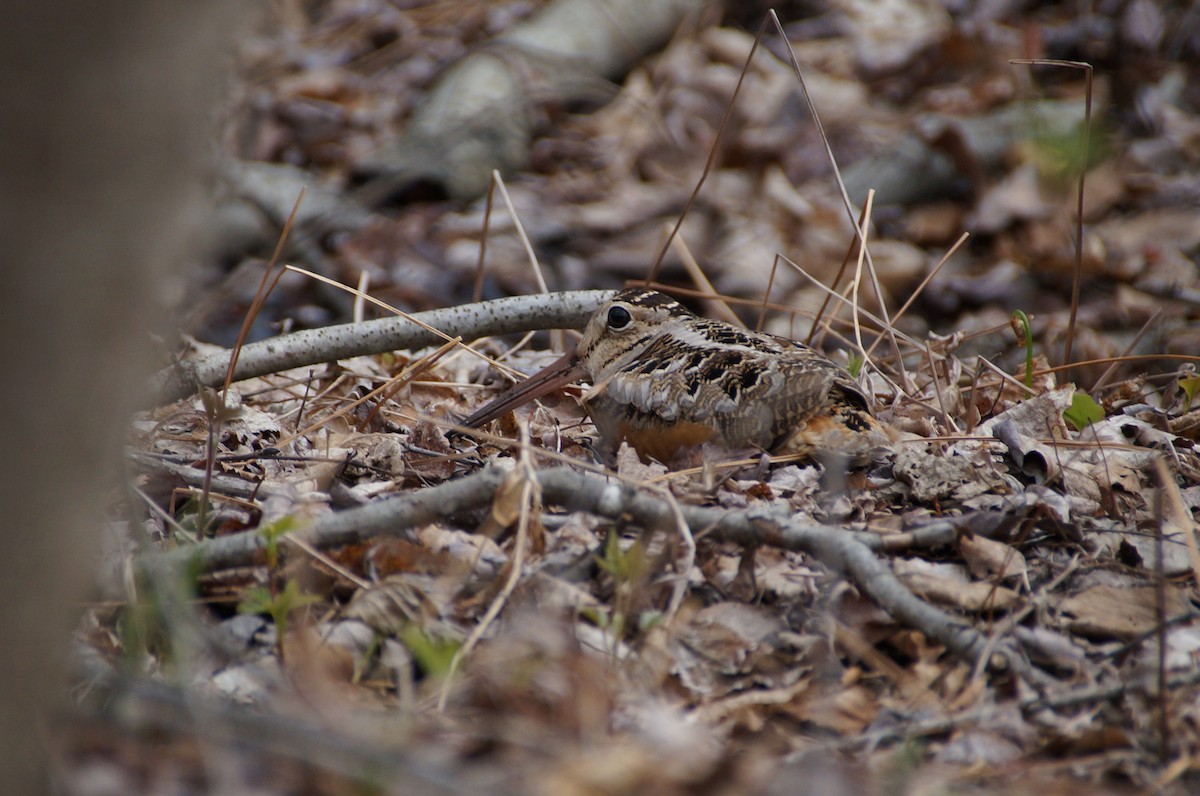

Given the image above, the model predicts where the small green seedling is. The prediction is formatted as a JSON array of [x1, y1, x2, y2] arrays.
[[597, 529, 647, 584], [257, 515, 298, 570], [238, 579, 321, 651], [235, 515, 315, 660], [595, 530, 650, 650], [1063, 392, 1104, 432], [1010, 310, 1034, 388], [400, 626, 461, 678]]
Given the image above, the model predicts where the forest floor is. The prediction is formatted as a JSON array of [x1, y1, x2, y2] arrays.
[[61, 1, 1200, 793]]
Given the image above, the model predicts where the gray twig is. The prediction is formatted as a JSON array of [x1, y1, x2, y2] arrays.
[[143, 465, 1021, 675], [150, 290, 614, 404]]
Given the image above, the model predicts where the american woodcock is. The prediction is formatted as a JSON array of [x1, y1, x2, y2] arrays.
[[460, 288, 890, 465]]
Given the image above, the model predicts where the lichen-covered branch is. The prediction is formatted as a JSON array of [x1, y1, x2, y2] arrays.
[[150, 290, 614, 404], [144, 464, 1017, 673]]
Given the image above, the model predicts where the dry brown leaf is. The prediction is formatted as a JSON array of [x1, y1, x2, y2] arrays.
[[671, 602, 799, 698], [959, 533, 1028, 581], [788, 682, 879, 735], [894, 559, 1021, 612], [892, 447, 1010, 503], [478, 466, 529, 538], [1057, 583, 1190, 641]]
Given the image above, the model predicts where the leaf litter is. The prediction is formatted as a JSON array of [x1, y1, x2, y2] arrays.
[[67, 1, 1200, 794]]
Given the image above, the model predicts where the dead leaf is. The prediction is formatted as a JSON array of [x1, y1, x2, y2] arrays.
[[894, 559, 1020, 612], [959, 533, 1028, 580], [1058, 583, 1190, 640], [478, 465, 532, 539], [788, 683, 879, 735]]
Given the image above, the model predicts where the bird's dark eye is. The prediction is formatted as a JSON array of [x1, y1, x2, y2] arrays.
[[607, 305, 632, 330]]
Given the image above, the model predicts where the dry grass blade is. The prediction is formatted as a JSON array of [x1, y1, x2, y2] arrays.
[[925, 341, 959, 434], [437, 421, 540, 713], [848, 190, 874, 369], [805, 212, 865, 347], [863, 232, 969, 361], [1033, 354, 1200, 380], [754, 254, 782, 334], [1090, 308, 1164, 392], [351, 269, 370, 325], [223, 189, 306, 396], [767, 11, 905, 378], [644, 15, 770, 285], [276, 335, 460, 450], [778, 256, 924, 352], [667, 229, 743, 325], [491, 170, 549, 295], [472, 176, 497, 304]]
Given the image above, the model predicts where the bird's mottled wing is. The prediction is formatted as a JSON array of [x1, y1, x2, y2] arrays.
[[596, 320, 862, 451]]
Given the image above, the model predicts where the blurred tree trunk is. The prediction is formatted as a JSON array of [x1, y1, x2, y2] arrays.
[[0, 4, 233, 792]]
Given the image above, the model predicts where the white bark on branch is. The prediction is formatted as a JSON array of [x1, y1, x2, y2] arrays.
[[150, 290, 614, 404]]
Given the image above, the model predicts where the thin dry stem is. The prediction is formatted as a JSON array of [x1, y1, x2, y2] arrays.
[[645, 15, 769, 285], [806, 183, 870, 347], [755, 255, 782, 334], [472, 177, 497, 304], [223, 189, 306, 396], [769, 11, 905, 377], [352, 270, 370, 325], [864, 232, 969, 361], [1090, 309, 1164, 392], [848, 190, 874, 368], [668, 230, 742, 325]]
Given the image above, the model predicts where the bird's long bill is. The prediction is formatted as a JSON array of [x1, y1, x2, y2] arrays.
[[458, 351, 584, 430]]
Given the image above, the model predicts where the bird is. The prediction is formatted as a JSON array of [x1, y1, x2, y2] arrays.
[[457, 288, 891, 466]]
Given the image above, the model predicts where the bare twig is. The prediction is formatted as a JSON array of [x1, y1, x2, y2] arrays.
[[143, 466, 1021, 676], [864, 232, 969, 361], [1090, 308, 1164, 392], [471, 178, 497, 304], [755, 255, 782, 334], [150, 291, 615, 404], [223, 189, 305, 396]]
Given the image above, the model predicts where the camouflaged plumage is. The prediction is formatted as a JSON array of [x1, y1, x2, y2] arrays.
[[462, 288, 890, 464], [576, 288, 886, 462]]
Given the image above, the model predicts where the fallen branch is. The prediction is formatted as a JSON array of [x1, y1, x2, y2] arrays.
[[144, 465, 1020, 674], [150, 290, 614, 404]]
